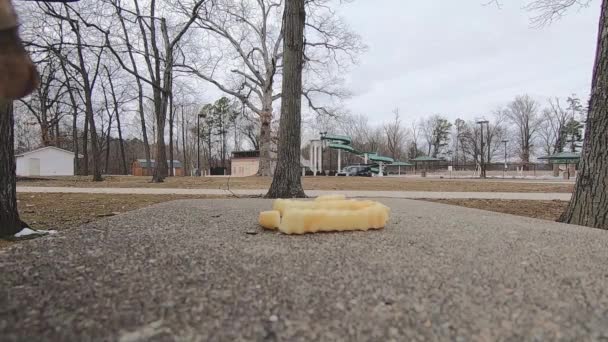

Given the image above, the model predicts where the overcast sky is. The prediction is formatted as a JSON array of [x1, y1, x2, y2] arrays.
[[335, 0, 599, 125]]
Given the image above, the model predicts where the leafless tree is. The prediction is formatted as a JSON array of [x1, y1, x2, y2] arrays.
[[178, 0, 363, 176], [537, 97, 571, 156], [504, 95, 540, 167], [420, 114, 452, 158], [384, 108, 406, 161], [19, 57, 68, 147], [407, 119, 423, 159], [79, 0, 207, 182], [37, 3, 106, 181]]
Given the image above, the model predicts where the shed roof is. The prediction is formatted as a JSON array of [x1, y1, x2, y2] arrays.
[[538, 151, 581, 161], [232, 150, 260, 158], [388, 161, 415, 166], [410, 156, 442, 162], [16, 146, 76, 157]]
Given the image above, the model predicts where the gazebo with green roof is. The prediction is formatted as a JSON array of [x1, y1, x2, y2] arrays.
[[385, 161, 415, 176], [538, 151, 581, 179], [410, 156, 442, 177]]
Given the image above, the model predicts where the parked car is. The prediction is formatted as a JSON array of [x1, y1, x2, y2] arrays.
[[337, 165, 373, 177]]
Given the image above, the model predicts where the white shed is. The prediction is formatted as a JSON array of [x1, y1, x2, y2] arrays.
[[16, 147, 76, 177]]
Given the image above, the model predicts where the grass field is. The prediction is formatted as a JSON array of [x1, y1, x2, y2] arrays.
[[17, 175, 574, 193], [424, 199, 567, 222]]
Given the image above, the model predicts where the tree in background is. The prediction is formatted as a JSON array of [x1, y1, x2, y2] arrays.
[[267, 0, 306, 198], [514, 0, 608, 229], [504, 95, 539, 168], [563, 117, 584, 152], [208, 97, 239, 169], [384, 109, 407, 161], [181, 0, 363, 177], [421, 115, 452, 158]]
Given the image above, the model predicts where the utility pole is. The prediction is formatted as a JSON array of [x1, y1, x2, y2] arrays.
[[455, 119, 461, 170], [181, 105, 187, 175], [502, 139, 509, 179], [197, 106, 207, 176], [477, 120, 489, 178]]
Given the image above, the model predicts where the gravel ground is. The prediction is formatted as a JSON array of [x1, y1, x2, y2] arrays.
[[1, 198, 607, 341]]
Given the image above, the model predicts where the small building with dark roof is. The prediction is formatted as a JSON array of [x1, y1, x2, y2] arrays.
[[231, 150, 260, 177], [131, 159, 184, 176]]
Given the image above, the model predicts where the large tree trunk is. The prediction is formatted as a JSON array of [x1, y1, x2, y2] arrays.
[[0, 99, 22, 236], [151, 89, 168, 183], [266, 0, 306, 198], [560, 0, 608, 229], [257, 92, 274, 176], [85, 95, 102, 181]]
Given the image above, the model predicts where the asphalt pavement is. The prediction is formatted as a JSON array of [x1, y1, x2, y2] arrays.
[[1, 198, 607, 341]]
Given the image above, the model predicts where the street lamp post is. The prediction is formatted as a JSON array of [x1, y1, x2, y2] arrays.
[[502, 139, 509, 179], [477, 120, 489, 178], [447, 150, 454, 179], [320, 131, 327, 175], [197, 107, 207, 177]]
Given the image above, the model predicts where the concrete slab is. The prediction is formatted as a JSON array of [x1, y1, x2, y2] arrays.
[[16, 186, 572, 201], [1, 199, 607, 341]]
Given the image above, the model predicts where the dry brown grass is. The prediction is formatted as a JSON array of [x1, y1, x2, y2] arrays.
[[423, 199, 568, 221], [0, 193, 223, 249], [17, 175, 574, 193]]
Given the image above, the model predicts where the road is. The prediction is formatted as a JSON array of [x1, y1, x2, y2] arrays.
[[16, 186, 572, 201], [1, 198, 606, 341]]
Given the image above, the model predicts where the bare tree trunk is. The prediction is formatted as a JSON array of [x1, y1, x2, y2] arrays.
[[266, 0, 306, 198], [85, 93, 102, 181], [257, 105, 273, 176], [105, 67, 127, 175], [560, 0, 608, 229], [169, 92, 174, 176], [0, 99, 22, 236], [82, 111, 89, 176], [181, 106, 188, 175], [151, 90, 168, 182], [54, 117, 60, 147], [104, 123, 111, 174], [71, 102, 78, 174], [150, 15, 170, 183]]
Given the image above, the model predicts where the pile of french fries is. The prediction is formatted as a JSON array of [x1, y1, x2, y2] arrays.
[[259, 195, 390, 235]]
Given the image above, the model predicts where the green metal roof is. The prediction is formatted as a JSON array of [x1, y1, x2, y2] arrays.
[[388, 161, 414, 166], [410, 156, 442, 162], [321, 134, 351, 145], [538, 152, 581, 160], [328, 143, 358, 154]]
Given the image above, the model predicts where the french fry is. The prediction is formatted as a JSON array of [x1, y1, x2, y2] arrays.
[[273, 199, 382, 216], [314, 194, 346, 201], [258, 210, 281, 230], [278, 203, 390, 235]]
